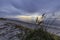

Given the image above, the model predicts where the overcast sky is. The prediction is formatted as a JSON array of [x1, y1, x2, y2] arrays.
[[0, 0, 60, 18]]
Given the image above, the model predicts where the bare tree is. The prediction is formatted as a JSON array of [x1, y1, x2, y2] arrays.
[[36, 13, 45, 25]]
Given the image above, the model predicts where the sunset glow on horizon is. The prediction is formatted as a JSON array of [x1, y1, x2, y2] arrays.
[[16, 15, 42, 19], [15, 15, 43, 23]]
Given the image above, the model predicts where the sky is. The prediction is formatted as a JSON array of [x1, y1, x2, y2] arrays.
[[0, 0, 60, 18]]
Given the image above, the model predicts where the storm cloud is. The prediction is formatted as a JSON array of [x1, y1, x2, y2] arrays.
[[0, 0, 60, 17]]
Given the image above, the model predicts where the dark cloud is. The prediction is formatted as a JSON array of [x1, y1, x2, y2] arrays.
[[10, 0, 52, 12], [0, 0, 60, 17], [10, 0, 60, 13]]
